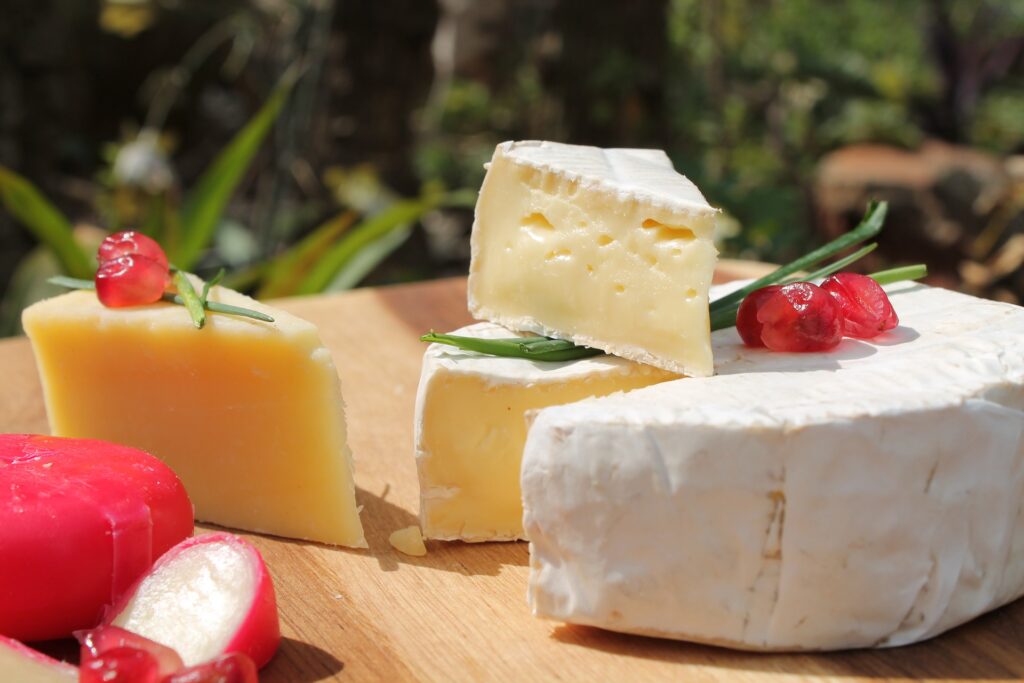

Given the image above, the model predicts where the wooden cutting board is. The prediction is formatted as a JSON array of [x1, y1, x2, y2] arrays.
[[2, 260, 1023, 682]]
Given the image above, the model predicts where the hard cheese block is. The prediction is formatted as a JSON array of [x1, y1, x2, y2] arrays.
[[468, 140, 719, 377], [23, 287, 366, 548], [0, 434, 193, 641], [523, 283, 1024, 651], [416, 322, 676, 541]]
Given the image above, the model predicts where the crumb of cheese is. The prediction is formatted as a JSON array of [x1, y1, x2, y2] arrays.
[[389, 526, 427, 557]]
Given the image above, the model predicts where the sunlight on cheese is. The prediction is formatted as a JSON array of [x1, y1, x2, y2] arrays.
[[415, 323, 676, 542], [388, 526, 427, 557], [468, 141, 719, 376], [523, 283, 1024, 651], [23, 287, 366, 548]]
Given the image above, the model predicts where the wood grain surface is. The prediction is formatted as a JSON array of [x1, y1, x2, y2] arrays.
[[3, 261, 1023, 682]]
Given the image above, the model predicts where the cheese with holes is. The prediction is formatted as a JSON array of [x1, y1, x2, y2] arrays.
[[416, 322, 676, 541], [23, 287, 366, 548], [468, 140, 719, 376], [523, 283, 1024, 651]]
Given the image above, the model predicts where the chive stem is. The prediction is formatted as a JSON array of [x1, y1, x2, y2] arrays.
[[46, 276, 274, 324], [172, 271, 206, 329], [709, 201, 887, 313]]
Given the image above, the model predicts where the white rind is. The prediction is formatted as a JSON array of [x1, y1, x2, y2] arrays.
[[495, 141, 716, 214], [522, 283, 1024, 651]]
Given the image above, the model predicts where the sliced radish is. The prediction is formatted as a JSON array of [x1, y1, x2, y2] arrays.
[[106, 532, 280, 669], [0, 434, 194, 640], [0, 635, 76, 682]]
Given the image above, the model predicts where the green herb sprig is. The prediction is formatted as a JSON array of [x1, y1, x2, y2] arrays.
[[422, 201, 929, 362], [47, 275, 274, 325], [421, 332, 603, 362]]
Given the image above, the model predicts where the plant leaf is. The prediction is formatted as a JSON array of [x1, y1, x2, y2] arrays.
[[174, 68, 297, 269], [324, 224, 413, 292], [294, 198, 435, 295], [256, 210, 357, 299], [0, 166, 93, 278]]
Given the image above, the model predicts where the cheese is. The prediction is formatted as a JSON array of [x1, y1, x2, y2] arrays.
[[0, 636, 76, 683], [522, 283, 1024, 651], [416, 322, 676, 541], [23, 287, 366, 548], [467, 140, 719, 376], [388, 526, 428, 557]]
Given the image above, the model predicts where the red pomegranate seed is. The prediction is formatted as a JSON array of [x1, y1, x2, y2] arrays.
[[756, 282, 845, 352], [95, 255, 168, 307], [736, 285, 782, 347], [78, 625, 184, 678], [79, 647, 161, 683], [821, 272, 899, 338], [166, 653, 259, 683], [98, 231, 169, 272]]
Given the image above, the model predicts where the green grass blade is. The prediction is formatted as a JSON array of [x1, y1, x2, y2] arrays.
[[324, 223, 413, 292], [256, 210, 357, 299], [709, 201, 888, 313], [294, 198, 434, 295], [870, 264, 928, 285], [174, 69, 297, 269], [0, 166, 93, 278]]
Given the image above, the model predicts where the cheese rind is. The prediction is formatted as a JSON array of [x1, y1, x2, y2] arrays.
[[23, 286, 366, 548], [467, 141, 719, 376], [523, 283, 1024, 650], [415, 322, 676, 541]]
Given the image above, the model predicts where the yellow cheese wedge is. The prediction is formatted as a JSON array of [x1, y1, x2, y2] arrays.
[[415, 322, 676, 541], [23, 286, 366, 548]]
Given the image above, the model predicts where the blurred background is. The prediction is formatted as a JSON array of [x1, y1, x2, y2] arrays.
[[1, 0, 1022, 336]]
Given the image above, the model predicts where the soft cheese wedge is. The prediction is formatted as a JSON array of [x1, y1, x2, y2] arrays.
[[23, 287, 366, 548], [523, 283, 1024, 650], [468, 140, 719, 376], [416, 322, 676, 541]]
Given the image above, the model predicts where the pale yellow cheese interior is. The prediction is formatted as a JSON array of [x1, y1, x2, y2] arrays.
[[0, 642, 75, 683], [23, 287, 365, 548], [388, 526, 428, 557], [468, 143, 719, 376], [417, 327, 676, 541]]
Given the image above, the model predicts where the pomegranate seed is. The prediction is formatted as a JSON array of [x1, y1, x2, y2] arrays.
[[95, 255, 168, 307], [736, 285, 783, 347], [79, 646, 161, 683], [756, 282, 845, 352], [98, 231, 169, 272], [821, 272, 899, 338], [78, 625, 184, 677], [166, 653, 259, 683]]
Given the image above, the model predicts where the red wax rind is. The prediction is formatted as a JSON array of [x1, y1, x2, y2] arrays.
[[0, 434, 193, 641], [106, 532, 281, 669]]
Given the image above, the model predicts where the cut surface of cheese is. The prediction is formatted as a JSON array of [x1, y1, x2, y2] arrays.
[[0, 636, 76, 683], [23, 286, 366, 548], [416, 322, 676, 541], [522, 283, 1024, 651], [468, 140, 719, 376]]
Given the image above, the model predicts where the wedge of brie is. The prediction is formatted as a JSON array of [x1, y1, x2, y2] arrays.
[[468, 140, 719, 377], [523, 282, 1024, 650]]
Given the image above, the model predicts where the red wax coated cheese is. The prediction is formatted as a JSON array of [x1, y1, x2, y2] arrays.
[[0, 434, 193, 641]]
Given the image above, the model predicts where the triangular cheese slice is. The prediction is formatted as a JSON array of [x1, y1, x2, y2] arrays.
[[23, 286, 365, 548]]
